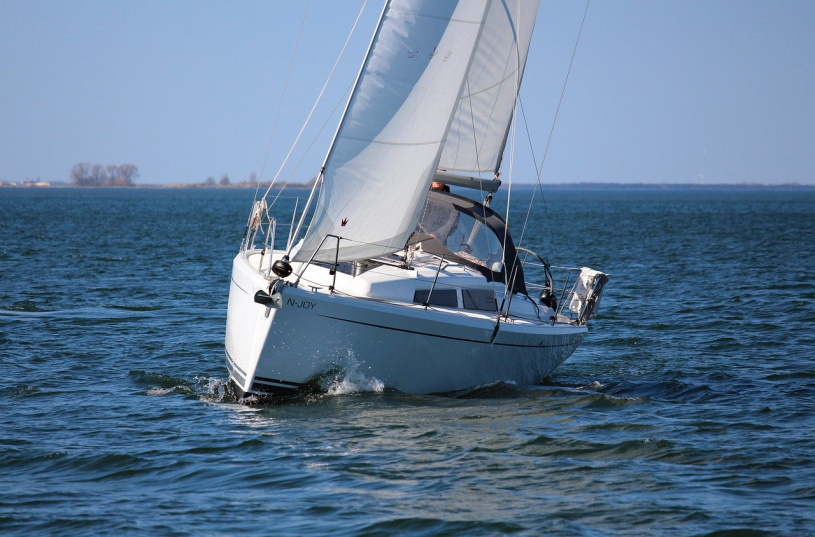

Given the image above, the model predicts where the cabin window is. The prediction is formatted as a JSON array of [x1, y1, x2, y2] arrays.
[[413, 289, 458, 307], [462, 289, 497, 311]]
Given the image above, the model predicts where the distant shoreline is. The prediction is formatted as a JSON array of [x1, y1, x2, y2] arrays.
[[3, 181, 814, 190]]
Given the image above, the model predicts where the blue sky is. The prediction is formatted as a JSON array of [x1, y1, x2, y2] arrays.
[[1, 0, 813, 185]]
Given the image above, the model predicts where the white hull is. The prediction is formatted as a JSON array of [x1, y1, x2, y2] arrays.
[[221, 3, 611, 399], [225, 250, 588, 397]]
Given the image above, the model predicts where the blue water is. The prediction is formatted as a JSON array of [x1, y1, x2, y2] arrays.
[[1, 186, 814, 536]]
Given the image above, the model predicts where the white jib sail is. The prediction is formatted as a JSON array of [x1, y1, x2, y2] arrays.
[[294, 0, 491, 263], [439, 0, 539, 174]]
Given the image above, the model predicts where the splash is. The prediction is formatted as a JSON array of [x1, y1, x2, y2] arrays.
[[195, 375, 236, 403], [320, 352, 385, 395]]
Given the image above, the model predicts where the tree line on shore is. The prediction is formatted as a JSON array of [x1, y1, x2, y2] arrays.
[[203, 173, 248, 186], [66, 164, 316, 187], [70, 163, 139, 186]]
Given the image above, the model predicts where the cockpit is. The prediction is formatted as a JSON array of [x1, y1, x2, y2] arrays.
[[408, 190, 527, 295]]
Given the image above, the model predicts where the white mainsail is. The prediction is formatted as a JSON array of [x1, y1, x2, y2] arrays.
[[294, 0, 537, 263], [294, 0, 489, 263], [439, 0, 539, 174]]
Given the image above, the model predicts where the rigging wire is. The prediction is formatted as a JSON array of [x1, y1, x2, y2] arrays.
[[500, 0, 524, 309], [283, 81, 353, 184], [267, 79, 355, 210], [516, 97, 556, 256], [516, 0, 591, 258], [260, 0, 370, 203], [460, 78, 500, 301], [256, 0, 312, 196]]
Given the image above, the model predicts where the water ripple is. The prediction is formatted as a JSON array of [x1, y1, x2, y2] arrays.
[[1, 188, 813, 536]]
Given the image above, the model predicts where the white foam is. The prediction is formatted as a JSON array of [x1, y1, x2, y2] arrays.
[[195, 376, 232, 402], [584, 380, 604, 390], [323, 353, 385, 395], [146, 385, 194, 396]]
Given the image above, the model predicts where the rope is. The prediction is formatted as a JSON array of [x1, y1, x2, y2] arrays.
[[274, 79, 355, 199], [499, 0, 524, 307], [516, 0, 591, 258], [516, 97, 556, 256], [256, 0, 311, 191], [266, 78, 354, 213], [261, 0, 370, 202]]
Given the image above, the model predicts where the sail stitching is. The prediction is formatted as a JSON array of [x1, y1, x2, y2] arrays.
[[340, 136, 442, 147]]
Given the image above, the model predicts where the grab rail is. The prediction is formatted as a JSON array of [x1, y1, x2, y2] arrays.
[[283, 235, 605, 324], [293, 234, 342, 290], [516, 248, 591, 320]]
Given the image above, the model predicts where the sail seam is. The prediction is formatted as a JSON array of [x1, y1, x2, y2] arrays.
[[340, 136, 442, 147], [459, 69, 519, 100], [388, 8, 483, 26]]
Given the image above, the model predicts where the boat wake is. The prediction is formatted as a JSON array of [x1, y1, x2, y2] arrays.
[[130, 370, 197, 397], [191, 351, 387, 405], [443, 381, 524, 398]]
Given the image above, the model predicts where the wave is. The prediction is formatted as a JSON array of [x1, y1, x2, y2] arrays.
[[129, 370, 197, 397], [2, 300, 52, 313], [441, 381, 525, 399]]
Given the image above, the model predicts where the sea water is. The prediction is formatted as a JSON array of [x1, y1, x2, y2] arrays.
[[1, 186, 814, 536]]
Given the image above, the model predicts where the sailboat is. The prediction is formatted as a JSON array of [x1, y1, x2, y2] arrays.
[[224, 0, 607, 399]]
